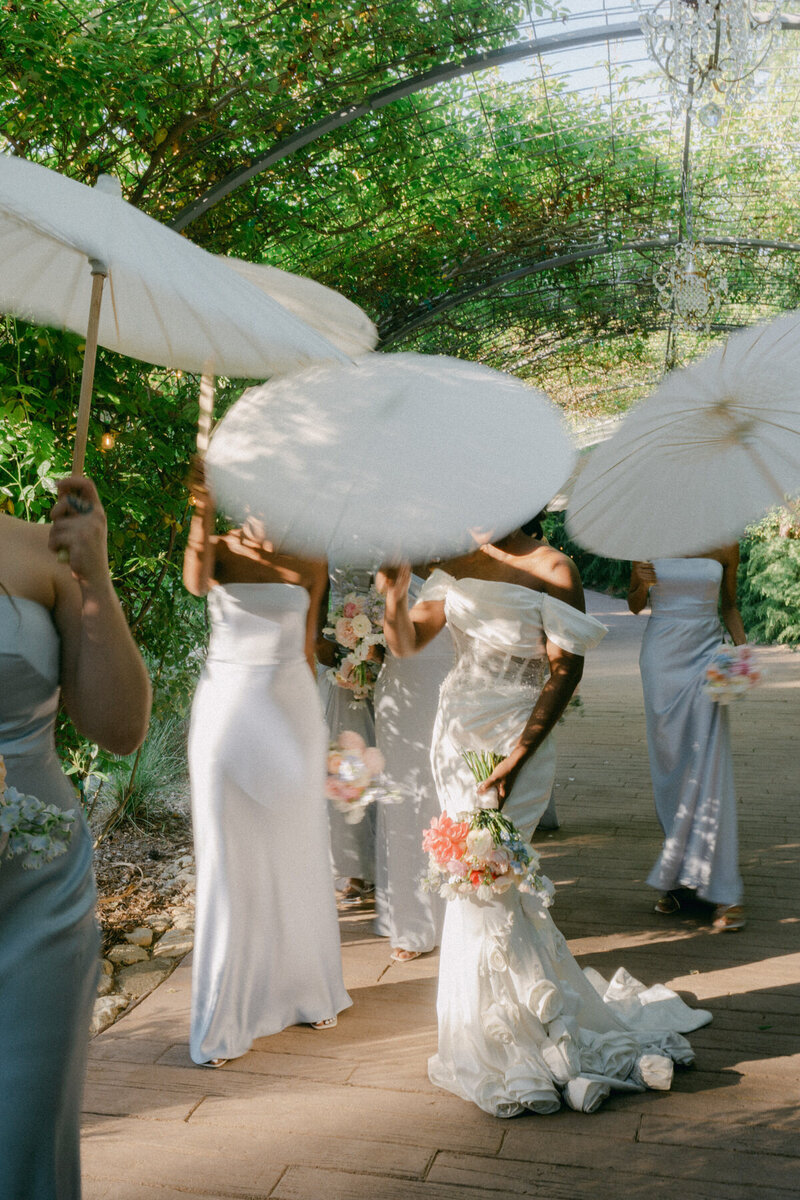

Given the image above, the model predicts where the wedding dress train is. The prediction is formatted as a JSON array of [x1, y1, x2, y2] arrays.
[[418, 570, 711, 1117]]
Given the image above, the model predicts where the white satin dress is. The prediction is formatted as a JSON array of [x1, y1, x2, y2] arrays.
[[419, 571, 712, 1117], [373, 576, 450, 953], [189, 584, 351, 1064]]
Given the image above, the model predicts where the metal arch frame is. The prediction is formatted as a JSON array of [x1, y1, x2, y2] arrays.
[[378, 235, 800, 346], [171, 15, 800, 231], [170, 20, 643, 230]]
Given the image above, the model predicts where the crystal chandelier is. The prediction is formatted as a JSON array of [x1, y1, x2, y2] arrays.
[[634, 0, 783, 123], [655, 240, 728, 332]]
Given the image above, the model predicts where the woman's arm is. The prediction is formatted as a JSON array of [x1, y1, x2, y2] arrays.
[[182, 457, 217, 597], [377, 565, 446, 657], [478, 552, 585, 807], [50, 476, 152, 755], [479, 641, 583, 808], [305, 562, 330, 674], [628, 561, 656, 614], [719, 544, 747, 645]]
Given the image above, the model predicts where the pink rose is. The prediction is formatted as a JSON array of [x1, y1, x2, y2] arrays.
[[334, 618, 358, 649], [343, 602, 358, 618], [362, 747, 385, 776], [327, 752, 344, 774], [338, 730, 366, 753]]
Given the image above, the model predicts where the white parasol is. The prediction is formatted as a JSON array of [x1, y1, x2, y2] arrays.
[[205, 352, 575, 567], [220, 255, 377, 358], [566, 312, 800, 561], [0, 155, 346, 472]]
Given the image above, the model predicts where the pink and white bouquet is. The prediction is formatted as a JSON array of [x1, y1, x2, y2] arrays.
[[703, 644, 761, 704], [324, 581, 386, 703], [0, 754, 76, 870], [421, 808, 555, 905], [326, 731, 385, 824]]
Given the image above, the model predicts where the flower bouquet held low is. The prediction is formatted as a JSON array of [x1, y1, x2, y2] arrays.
[[323, 581, 386, 704], [421, 808, 555, 905], [326, 731, 385, 824], [703, 644, 761, 704], [0, 755, 75, 870]]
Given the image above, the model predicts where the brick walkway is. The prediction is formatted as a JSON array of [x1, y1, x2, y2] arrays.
[[81, 593, 800, 1199]]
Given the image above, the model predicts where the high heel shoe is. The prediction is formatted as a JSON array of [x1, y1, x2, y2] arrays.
[[712, 904, 746, 932], [310, 1016, 338, 1029], [654, 891, 681, 915]]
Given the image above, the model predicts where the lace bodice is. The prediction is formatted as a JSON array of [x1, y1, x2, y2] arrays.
[[447, 624, 549, 695], [416, 570, 606, 755]]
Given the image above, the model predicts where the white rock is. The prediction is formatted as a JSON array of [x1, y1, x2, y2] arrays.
[[90, 994, 128, 1036], [96, 973, 115, 997], [107, 943, 149, 965], [124, 927, 153, 947], [148, 914, 172, 933], [117, 959, 172, 1000], [152, 928, 194, 958]]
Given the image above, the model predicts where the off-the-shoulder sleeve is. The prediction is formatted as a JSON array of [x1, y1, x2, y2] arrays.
[[542, 593, 607, 655], [415, 568, 456, 604]]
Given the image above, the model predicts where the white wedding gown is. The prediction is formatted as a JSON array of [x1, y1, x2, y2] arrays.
[[189, 584, 351, 1064], [419, 570, 712, 1117]]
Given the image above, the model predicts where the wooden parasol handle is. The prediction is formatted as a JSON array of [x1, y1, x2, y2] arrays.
[[72, 268, 106, 474], [58, 266, 106, 562], [197, 373, 215, 455]]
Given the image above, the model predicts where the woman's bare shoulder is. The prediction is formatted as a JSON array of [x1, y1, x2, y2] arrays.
[[0, 514, 62, 606], [524, 544, 584, 608]]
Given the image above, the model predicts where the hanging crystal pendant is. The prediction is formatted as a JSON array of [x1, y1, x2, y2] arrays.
[[634, 0, 783, 118], [655, 242, 729, 332]]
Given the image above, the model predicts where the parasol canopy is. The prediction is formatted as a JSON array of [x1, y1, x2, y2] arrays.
[[566, 312, 800, 561], [221, 255, 377, 358], [0, 155, 346, 379], [206, 351, 576, 567]]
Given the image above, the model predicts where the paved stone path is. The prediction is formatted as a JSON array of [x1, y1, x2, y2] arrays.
[[81, 593, 800, 1199]]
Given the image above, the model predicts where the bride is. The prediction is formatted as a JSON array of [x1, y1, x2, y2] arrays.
[[380, 519, 711, 1116]]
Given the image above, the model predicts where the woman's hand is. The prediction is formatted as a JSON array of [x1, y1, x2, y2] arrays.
[[477, 746, 528, 809], [375, 563, 411, 601], [48, 476, 111, 590], [628, 560, 656, 614]]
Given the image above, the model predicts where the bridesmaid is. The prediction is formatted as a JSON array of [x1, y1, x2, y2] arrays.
[[373, 571, 451, 961], [628, 547, 747, 931], [317, 565, 377, 905], [0, 476, 151, 1200], [184, 460, 350, 1066]]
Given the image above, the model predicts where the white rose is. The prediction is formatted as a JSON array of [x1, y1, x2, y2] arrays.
[[466, 827, 494, 859]]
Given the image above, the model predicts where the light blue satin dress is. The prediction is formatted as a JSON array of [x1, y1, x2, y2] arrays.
[[0, 596, 99, 1199], [640, 559, 742, 906], [189, 584, 351, 1063]]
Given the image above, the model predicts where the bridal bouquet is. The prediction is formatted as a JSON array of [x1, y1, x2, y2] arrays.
[[325, 731, 385, 824], [0, 755, 76, 870], [324, 581, 386, 703], [421, 808, 555, 905], [703, 644, 761, 704]]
